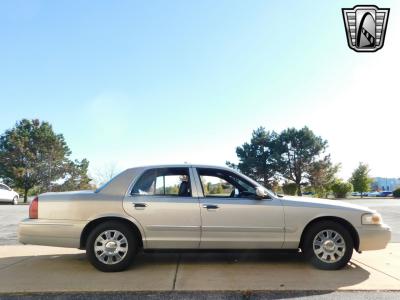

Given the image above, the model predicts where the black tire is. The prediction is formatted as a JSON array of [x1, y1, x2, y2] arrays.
[[86, 221, 138, 272], [302, 220, 354, 270]]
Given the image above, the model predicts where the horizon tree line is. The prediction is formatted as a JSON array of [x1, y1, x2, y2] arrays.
[[227, 126, 374, 197], [0, 119, 376, 201]]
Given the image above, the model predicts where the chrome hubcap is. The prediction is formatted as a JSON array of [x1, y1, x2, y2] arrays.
[[313, 229, 346, 263], [94, 230, 128, 265]]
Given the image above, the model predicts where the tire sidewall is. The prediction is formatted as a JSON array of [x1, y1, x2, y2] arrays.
[[86, 221, 138, 272], [13, 196, 18, 205], [303, 221, 354, 270]]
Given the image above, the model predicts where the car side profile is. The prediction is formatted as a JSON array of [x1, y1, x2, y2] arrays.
[[19, 165, 391, 272], [0, 183, 19, 205]]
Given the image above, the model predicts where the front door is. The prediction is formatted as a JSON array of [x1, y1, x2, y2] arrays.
[[194, 167, 285, 249], [123, 167, 201, 249]]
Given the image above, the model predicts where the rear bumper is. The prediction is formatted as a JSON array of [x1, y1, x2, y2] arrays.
[[19, 218, 85, 249], [357, 224, 391, 251]]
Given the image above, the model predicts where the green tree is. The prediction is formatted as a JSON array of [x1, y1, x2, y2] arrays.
[[0, 119, 91, 201], [0, 119, 69, 201], [53, 159, 93, 192], [274, 127, 329, 196], [349, 163, 372, 198], [393, 188, 400, 198], [307, 159, 340, 198], [331, 180, 353, 199], [282, 182, 297, 195], [227, 127, 278, 188]]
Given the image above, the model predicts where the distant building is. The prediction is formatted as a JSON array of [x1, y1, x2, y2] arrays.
[[371, 177, 400, 191]]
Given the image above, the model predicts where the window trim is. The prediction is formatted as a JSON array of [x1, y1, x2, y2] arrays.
[[130, 167, 193, 198], [196, 168, 257, 199]]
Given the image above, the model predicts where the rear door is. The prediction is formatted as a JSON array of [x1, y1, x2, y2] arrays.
[[123, 167, 201, 249], [194, 167, 285, 249]]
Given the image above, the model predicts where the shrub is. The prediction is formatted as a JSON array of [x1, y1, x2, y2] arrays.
[[282, 182, 297, 196], [331, 180, 353, 199], [393, 188, 400, 198]]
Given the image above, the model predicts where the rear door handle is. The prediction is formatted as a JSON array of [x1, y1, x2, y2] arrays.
[[202, 204, 219, 209], [133, 203, 147, 209]]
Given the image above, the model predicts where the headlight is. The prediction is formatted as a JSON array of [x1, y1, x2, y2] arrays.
[[362, 213, 382, 225]]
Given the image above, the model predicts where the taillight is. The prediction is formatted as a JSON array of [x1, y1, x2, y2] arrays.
[[29, 196, 38, 219]]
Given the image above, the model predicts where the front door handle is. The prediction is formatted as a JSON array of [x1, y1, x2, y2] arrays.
[[133, 203, 147, 209], [202, 204, 219, 209]]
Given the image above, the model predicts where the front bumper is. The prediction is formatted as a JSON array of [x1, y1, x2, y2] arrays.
[[357, 224, 391, 251]]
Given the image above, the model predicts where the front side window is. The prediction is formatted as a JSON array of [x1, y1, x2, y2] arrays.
[[131, 168, 191, 197], [197, 168, 256, 198]]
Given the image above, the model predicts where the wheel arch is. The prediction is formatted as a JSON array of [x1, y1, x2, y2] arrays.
[[80, 216, 144, 250], [299, 216, 360, 251]]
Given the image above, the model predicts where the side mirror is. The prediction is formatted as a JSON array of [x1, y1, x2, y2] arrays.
[[256, 187, 267, 198]]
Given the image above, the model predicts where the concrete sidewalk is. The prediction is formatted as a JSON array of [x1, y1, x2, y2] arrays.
[[0, 244, 399, 294]]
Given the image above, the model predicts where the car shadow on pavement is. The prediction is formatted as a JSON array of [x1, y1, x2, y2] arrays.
[[0, 251, 372, 294]]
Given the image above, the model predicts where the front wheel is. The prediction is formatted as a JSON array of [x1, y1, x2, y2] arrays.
[[86, 221, 138, 272], [302, 221, 354, 270], [12, 196, 18, 205]]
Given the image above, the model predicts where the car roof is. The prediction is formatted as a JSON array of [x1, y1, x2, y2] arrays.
[[126, 164, 234, 171]]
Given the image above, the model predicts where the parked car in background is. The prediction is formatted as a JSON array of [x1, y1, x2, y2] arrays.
[[0, 183, 19, 205], [351, 192, 361, 196], [379, 191, 393, 197], [366, 191, 381, 197], [302, 191, 314, 196], [19, 165, 391, 272]]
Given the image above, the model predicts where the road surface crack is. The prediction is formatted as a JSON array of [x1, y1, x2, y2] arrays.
[[172, 253, 181, 290]]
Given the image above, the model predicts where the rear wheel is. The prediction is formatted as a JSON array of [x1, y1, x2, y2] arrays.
[[303, 221, 354, 270], [86, 221, 138, 272]]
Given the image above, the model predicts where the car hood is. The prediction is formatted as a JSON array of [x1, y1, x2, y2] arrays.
[[279, 196, 375, 213]]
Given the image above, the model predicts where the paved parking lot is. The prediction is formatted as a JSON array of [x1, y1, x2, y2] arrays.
[[0, 204, 28, 245]]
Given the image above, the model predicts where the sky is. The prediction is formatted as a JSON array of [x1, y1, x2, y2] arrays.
[[0, 0, 399, 181]]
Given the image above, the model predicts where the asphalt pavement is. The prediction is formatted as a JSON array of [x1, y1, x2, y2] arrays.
[[0, 204, 28, 245]]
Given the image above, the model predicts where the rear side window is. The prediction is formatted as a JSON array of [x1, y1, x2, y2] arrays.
[[131, 168, 191, 197]]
